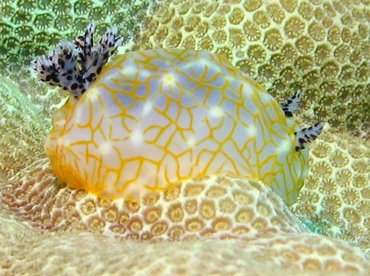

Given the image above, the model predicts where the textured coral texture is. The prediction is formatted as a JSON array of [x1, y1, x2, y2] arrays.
[[0, 160, 307, 240], [0, 0, 156, 70], [0, 72, 70, 180], [134, 0, 370, 133], [0, 75, 49, 180], [0, 221, 369, 275], [292, 127, 370, 255], [1, 161, 370, 274]]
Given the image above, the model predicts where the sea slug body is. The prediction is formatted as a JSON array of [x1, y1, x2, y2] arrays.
[[33, 24, 323, 205]]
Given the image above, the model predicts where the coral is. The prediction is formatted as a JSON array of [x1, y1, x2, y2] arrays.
[[1, 160, 370, 274], [0, 160, 307, 240], [292, 126, 370, 255], [0, 223, 369, 275], [0, 71, 71, 179], [0, 75, 48, 180], [134, 0, 370, 133], [0, 0, 156, 70]]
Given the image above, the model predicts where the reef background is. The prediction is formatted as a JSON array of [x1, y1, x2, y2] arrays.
[[0, 0, 369, 274]]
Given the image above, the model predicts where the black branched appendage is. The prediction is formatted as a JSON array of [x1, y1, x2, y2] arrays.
[[32, 23, 123, 98], [281, 90, 301, 118], [295, 122, 325, 151], [280, 90, 325, 151]]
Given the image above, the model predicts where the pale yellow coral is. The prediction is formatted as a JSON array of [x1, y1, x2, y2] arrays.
[[1, 159, 307, 240], [292, 126, 370, 255], [1, 210, 369, 275], [134, 0, 370, 133], [1, 159, 370, 274], [1, 227, 369, 274], [0, 74, 68, 179], [0, 75, 47, 179]]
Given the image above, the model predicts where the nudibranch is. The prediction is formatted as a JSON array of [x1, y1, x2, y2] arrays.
[[32, 23, 323, 205]]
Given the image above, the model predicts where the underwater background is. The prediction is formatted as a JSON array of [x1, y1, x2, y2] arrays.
[[0, 0, 369, 274]]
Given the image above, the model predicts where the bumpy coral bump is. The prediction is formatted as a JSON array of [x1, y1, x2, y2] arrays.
[[32, 24, 324, 205]]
